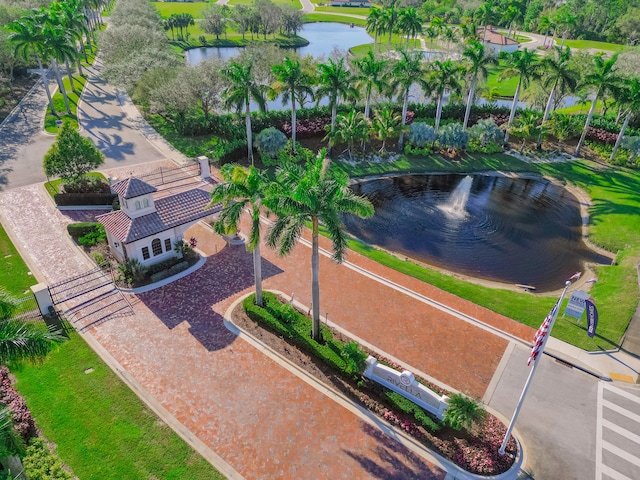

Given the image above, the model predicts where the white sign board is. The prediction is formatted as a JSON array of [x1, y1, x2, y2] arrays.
[[564, 290, 590, 319], [363, 356, 449, 419]]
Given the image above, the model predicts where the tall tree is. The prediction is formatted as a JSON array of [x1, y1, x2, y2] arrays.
[[366, 7, 385, 52], [575, 53, 621, 156], [397, 7, 422, 48], [537, 46, 578, 148], [461, 40, 497, 130], [502, 5, 521, 39], [474, 1, 496, 41], [222, 60, 266, 164], [430, 59, 463, 137], [209, 164, 271, 307], [316, 57, 358, 151], [381, 6, 398, 46], [389, 48, 427, 149], [555, 7, 577, 49], [272, 56, 314, 154], [499, 48, 540, 146], [610, 77, 640, 161], [266, 150, 374, 342], [353, 50, 387, 119]]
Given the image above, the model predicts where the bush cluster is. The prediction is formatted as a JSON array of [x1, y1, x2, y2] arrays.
[[53, 193, 116, 206], [22, 437, 73, 480], [67, 223, 106, 247], [586, 126, 618, 145]]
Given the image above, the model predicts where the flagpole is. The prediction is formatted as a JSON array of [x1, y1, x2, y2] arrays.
[[498, 279, 572, 456]]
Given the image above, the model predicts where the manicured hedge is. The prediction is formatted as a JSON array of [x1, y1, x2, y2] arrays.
[[66, 222, 101, 239], [54, 193, 116, 206]]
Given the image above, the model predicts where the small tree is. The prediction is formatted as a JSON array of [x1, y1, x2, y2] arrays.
[[407, 122, 436, 148], [255, 127, 287, 162], [43, 122, 105, 186]]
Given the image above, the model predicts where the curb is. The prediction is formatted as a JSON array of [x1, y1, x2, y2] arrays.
[[223, 291, 528, 480]]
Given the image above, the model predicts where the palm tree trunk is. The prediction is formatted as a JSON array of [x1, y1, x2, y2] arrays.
[[311, 217, 321, 342], [611, 112, 632, 161], [245, 100, 253, 165], [542, 29, 548, 48], [504, 80, 522, 146], [575, 95, 599, 156], [328, 100, 337, 154], [291, 91, 297, 154], [434, 93, 444, 137], [76, 56, 84, 77], [253, 243, 263, 307], [364, 86, 372, 119], [537, 84, 556, 148], [37, 56, 56, 116], [398, 90, 409, 150], [65, 59, 77, 94], [52, 59, 71, 115], [463, 76, 477, 130]]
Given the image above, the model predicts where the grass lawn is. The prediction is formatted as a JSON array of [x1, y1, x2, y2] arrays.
[[0, 222, 34, 297], [151, 1, 210, 18], [228, 0, 302, 6], [562, 39, 625, 53], [334, 154, 640, 351], [485, 62, 519, 98], [555, 99, 604, 115], [350, 38, 420, 56], [304, 13, 366, 26], [44, 74, 87, 134], [11, 331, 225, 480]]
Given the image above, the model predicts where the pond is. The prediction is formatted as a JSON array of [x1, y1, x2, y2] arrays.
[[342, 174, 611, 292], [185, 22, 374, 66]]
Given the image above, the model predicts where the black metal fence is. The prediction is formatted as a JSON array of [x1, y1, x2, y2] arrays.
[[135, 163, 201, 188], [8, 293, 42, 322]]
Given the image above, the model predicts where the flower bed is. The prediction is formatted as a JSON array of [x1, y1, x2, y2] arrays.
[[239, 292, 517, 476]]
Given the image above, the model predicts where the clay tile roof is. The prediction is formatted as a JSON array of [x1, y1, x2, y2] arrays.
[[478, 27, 519, 46], [98, 186, 220, 244], [112, 177, 157, 199]]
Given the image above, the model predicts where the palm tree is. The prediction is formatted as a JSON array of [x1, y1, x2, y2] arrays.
[[502, 5, 520, 39], [397, 7, 422, 48], [474, 1, 496, 41], [537, 15, 552, 48], [266, 150, 374, 342], [353, 50, 387, 119], [370, 107, 406, 152], [222, 61, 266, 164], [316, 57, 358, 151], [424, 25, 439, 49], [462, 40, 497, 130], [536, 47, 578, 148], [510, 110, 543, 153], [44, 7, 78, 104], [430, 59, 463, 136], [7, 15, 57, 115], [209, 164, 271, 307], [610, 77, 640, 161], [499, 48, 540, 146], [389, 48, 427, 149], [575, 53, 621, 156], [272, 56, 314, 154], [555, 8, 577, 50], [381, 6, 399, 46], [366, 7, 385, 52], [325, 110, 369, 158]]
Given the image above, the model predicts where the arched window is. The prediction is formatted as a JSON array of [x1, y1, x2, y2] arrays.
[[151, 238, 162, 256], [135, 200, 141, 210], [143, 197, 149, 208]]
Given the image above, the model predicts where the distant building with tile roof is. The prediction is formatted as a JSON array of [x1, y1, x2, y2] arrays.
[[98, 175, 220, 266], [478, 26, 520, 54]]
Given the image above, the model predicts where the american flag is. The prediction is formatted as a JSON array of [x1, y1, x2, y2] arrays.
[[527, 300, 560, 366]]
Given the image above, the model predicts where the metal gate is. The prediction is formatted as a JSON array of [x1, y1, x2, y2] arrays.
[[48, 266, 113, 305], [5, 293, 42, 322], [135, 163, 200, 188]]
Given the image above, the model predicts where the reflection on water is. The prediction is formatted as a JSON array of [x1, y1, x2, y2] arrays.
[[343, 174, 611, 291]]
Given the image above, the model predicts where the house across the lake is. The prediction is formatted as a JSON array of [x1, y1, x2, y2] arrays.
[[329, 1, 372, 6], [478, 26, 519, 54]]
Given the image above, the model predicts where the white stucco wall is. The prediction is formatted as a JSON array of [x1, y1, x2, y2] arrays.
[[125, 229, 179, 266]]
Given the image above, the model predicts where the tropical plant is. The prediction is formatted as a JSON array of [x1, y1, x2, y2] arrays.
[[116, 258, 147, 286], [537, 46, 578, 148], [370, 107, 406, 152], [325, 110, 369, 159], [555, 7, 577, 49], [611, 77, 640, 161], [499, 48, 540, 146], [430, 59, 463, 137], [621, 136, 640, 163], [43, 121, 105, 185], [316, 57, 358, 151], [510, 110, 543, 153], [353, 50, 387, 119], [537, 15, 554, 48], [389, 48, 427, 149], [461, 40, 497, 130], [272, 56, 314, 154], [209, 164, 272, 306], [443, 393, 486, 431], [381, 6, 398, 46], [407, 122, 436, 148], [223, 61, 266, 164], [365, 7, 385, 52], [438, 123, 468, 154], [549, 113, 580, 145], [468, 118, 502, 146], [255, 127, 287, 161], [502, 5, 521, 39], [341, 341, 366, 376], [0, 406, 25, 460], [575, 53, 621, 156], [266, 150, 374, 341], [397, 7, 422, 47], [474, 1, 497, 41]]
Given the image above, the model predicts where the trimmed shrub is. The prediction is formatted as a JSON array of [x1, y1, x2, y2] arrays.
[[407, 122, 436, 148], [78, 224, 107, 247], [23, 437, 73, 480], [255, 127, 287, 161], [66, 222, 101, 239], [443, 393, 486, 431], [54, 193, 116, 206]]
